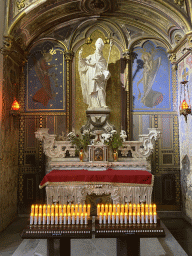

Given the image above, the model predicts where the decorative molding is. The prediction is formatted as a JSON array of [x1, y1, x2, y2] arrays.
[[81, 0, 112, 14], [45, 180, 154, 205]]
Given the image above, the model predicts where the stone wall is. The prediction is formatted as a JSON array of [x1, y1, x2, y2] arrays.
[[0, 2, 21, 230], [178, 51, 192, 221]]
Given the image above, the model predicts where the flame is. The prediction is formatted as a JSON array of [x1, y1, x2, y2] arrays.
[[181, 99, 189, 110], [11, 99, 20, 111]]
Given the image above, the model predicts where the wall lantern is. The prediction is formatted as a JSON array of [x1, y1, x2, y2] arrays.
[[180, 80, 191, 123], [10, 99, 20, 115]]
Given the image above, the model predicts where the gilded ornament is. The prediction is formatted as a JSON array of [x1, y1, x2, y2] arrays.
[[86, 37, 92, 44], [169, 53, 176, 64], [16, 0, 26, 10]]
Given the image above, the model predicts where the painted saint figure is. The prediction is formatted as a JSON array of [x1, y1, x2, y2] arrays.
[[137, 51, 163, 108], [32, 53, 54, 107], [78, 38, 111, 109]]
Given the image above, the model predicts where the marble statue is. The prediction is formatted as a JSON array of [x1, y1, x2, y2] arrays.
[[78, 38, 111, 109]]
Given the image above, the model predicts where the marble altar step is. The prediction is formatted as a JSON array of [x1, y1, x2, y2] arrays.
[[12, 221, 187, 256]]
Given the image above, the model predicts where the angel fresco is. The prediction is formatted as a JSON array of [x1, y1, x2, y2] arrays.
[[137, 50, 163, 108]]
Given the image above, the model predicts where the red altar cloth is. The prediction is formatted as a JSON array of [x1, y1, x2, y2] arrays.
[[39, 168, 152, 188]]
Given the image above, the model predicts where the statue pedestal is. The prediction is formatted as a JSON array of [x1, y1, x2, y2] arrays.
[[81, 109, 115, 133]]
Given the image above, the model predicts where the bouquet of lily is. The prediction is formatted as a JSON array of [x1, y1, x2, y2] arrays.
[[101, 130, 124, 151], [67, 130, 95, 152]]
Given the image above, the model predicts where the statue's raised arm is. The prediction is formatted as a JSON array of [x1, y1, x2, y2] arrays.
[[78, 38, 111, 110]]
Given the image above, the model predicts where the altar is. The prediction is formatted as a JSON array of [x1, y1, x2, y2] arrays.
[[40, 168, 154, 205], [35, 37, 161, 208]]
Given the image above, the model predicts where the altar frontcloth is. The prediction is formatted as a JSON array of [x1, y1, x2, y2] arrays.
[[39, 168, 152, 189]]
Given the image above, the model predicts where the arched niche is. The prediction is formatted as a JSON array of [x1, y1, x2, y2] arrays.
[[71, 28, 126, 134]]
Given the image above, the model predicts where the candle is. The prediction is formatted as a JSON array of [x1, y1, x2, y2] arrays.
[[133, 212, 136, 224], [153, 204, 156, 213], [34, 213, 38, 225], [51, 205, 54, 215], [103, 213, 107, 225], [80, 213, 84, 225], [75, 204, 79, 215], [59, 205, 62, 215], [55, 205, 59, 215], [150, 212, 153, 224], [120, 212, 124, 224], [63, 204, 67, 214], [79, 204, 82, 215], [87, 204, 91, 216], [47, 205, 51, 215], [108, 213, 111, 224], [112, 212, 115, 224], [43, 213, 46, 225], [133, 204, 136, 213], [76, 213, 80, 225], [149, 204, 152, 213], [64, 213, 67, 225], [113, 204, 116, 213], [71, 204, 74, 215], [129, 212, 132, 224], [30, 213, 33, 225], [67, 204, 70, 214], [99, 212, 102, 224], [137, 204, 140, 214], [101, 204, 104, 215], [141, 204, 144, 213], [145, 204, 148, 214], [31, 205, 34, 215], [39, 205, 42, 215], [51, 213, 54, 225], [105, 204, 108, 215], [116, 213, 119, 224], [43, 205, 47, 215], [85, 213, 88, 225], [68, 213, 71, 224], [129, 204, 132, 214], [109, 204, 112, 214], [125, 204, 128, 214], [72, 213, 75, 225], [83, 204, 86, 214], [124, 212, 128, 224], [137, 212, 140, 224], [121, 204, 124, 214], [141, 212, 144, 224], [35, 205, 38, 215], [145, 212, 148, 224], [117, 204, 120, 215], [47, 213, 50, 225], [154, 212, 157, 224], [55, 213, 58, 225], [59, 213, 63, 225], [38, 214, 42, 225], [97, 204, 100, 216]]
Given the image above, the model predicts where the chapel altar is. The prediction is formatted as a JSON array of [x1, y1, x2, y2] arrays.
[[36, 38, 161, 209]]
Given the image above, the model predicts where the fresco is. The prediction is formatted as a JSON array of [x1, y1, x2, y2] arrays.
[[132, 41, 172, 112], [25, 42, 65, 112]]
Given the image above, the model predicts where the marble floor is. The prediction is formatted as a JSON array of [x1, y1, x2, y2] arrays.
[[0, 216, 191, 255]]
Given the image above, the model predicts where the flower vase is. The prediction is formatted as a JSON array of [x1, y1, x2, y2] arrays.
[[79, 150, 84, 162], [113, 150, 118, 162]]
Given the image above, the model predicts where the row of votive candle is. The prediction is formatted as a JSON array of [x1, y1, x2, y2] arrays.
[[31, 204, 90, 216], [97, 203, 156, 215], [98, 211, 157, 225], [30, 204, 90, 225]]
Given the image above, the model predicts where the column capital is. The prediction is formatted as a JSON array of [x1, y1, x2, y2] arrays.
[[169, 53, 177, 64], [64, 51, 74, 61], [123, 49, 131, 61]]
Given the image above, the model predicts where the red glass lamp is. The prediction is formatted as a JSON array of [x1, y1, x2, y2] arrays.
[[180, 81, 191, 123], [10, 99, 20, 115]]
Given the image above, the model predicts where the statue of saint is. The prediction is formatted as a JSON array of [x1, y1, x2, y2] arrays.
[[78, 38, 111, 109]]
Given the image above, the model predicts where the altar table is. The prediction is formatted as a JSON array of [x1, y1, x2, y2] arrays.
[[40, 169, 154, 205]]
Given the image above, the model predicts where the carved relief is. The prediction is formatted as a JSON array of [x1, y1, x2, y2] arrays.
[[81, 0, 112, 14]]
